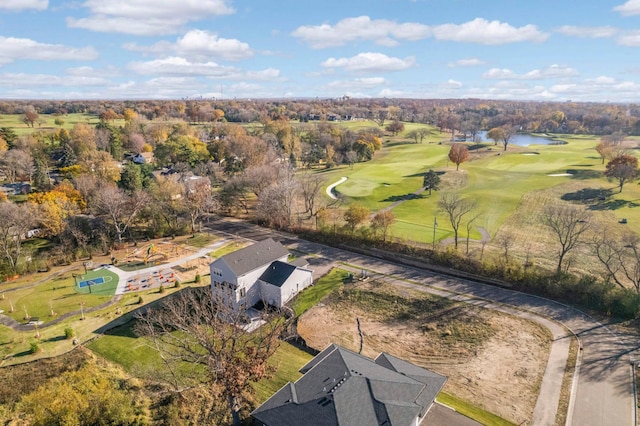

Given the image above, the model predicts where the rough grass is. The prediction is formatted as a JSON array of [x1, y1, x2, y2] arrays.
[[209, 240, 250, 258], [0, 113, 103, 136]]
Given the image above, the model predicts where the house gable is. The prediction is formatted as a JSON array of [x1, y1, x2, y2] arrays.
[[252, 344, 447, 426]]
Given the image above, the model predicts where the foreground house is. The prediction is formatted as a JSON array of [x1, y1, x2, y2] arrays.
[[252, 344, 447, 426], [209, 238, 313, 309]]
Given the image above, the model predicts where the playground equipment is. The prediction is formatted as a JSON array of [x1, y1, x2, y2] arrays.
[[144, 243, 168, 264]]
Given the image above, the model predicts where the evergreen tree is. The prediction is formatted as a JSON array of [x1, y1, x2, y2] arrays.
[[423, 169, 441, 195]]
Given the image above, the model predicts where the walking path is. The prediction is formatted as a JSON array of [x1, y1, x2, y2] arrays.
[[326, 176, 347, 200]]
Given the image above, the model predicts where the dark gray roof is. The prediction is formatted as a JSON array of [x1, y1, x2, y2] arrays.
[[220, 238, 289, 276], [252, 345, 447, 426], [291, 257, 310, 268], [259, 261, 297, 288]]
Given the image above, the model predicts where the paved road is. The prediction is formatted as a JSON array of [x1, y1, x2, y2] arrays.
[[205, 216, 638, 426]]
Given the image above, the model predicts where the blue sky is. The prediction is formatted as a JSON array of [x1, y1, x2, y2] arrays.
[[2, 0, 640, 101]]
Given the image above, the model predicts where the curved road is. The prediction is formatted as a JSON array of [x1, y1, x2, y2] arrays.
[[205, 216, 638, 426]]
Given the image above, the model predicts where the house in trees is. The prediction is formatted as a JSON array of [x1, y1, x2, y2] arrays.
[[209, 238, 313, 309], [252, 344, 447, 426]]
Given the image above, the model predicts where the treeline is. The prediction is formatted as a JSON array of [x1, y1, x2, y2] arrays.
[[2, 98, 640, 135]]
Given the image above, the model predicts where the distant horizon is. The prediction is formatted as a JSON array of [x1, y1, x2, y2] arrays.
[[2, 0, 640, 102]]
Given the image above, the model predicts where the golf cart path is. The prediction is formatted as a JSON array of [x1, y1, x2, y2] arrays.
[[326, 176, 347, 200]]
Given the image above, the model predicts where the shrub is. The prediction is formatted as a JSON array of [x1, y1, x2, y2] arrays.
[[194, 274, 201, 283], [30, 342, 40, 354], [158, 285, 165, 294], [137, 296, 143, 305], [64, 328, 75, 339]]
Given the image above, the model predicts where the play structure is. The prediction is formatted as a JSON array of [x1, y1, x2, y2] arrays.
[[111, 243, 169, 266]]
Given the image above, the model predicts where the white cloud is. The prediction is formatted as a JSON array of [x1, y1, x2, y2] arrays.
[[67, 0, 234, 35], [66, 66, 121, 78], [483, 65, 578, 80], [432, 18, 548, 44], [321, 53, 415, 73], [123, 29, 253, 62], [291, 16, 431, 48], [0, 72, 110, 87], [617, 30, 640, 46], [379, 88, 405, 97], [326, 77, 387, 90], [0, 36, 98, 65], [614, 0, 640, 16], [443, 79, 463, 89], [0, 0, 47, 10], [555, 25, 618, 38], [128, 56, 281, 82], [448, 58, 484, 68]]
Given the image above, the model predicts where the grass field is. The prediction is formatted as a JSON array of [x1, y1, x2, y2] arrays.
[[290, 268, 346, 316], [320, 125, 640, 249], [73, 267, 119, 296], [0, 113, 106, 136]]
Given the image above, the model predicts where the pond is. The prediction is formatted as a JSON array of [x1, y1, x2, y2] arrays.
[[468, 131, 564, 146]]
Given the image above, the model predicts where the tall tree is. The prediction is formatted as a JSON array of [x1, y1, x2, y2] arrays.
[[448, 143, 470, 171], [185, 178, 216, 233], [543, 205, 591, 274], [135, 287, 285, 426], [422, 169, 441, 195], [371, 210, 395, 241], [604, 154, 638, 193], [344, 203, 369, 233], [22, 105, 39, 128], [92, 184, 148, 245], [385, 119, 405, 136], [0, 202, 38, 273], [438, 192, 477, 250]]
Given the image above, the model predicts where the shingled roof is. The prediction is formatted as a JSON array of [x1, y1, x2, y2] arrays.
[[251, 344, 447, 426], [220, 238, 289, 276]]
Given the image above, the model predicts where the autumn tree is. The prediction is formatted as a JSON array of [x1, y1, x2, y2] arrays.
[[344, 203, 369, 233], [371, 210, 395, 241], [0, 149, 34, 183], [542, 205, 591, 274], [298, 172, 324, 218], [28, 181, 85, 237], [595, 141, 614, 164], [255, 166, 298, 229], [487, 125, 518, 151], [135, 287, 285, 426], [406, 128, 429, 144], [385, 119, 405, 136], [422, 169, 441, 195], [22, 105, 39, 128], [604, 154, 638, 193], [438, 192, 477, 250], [448, 143, 470, 171]]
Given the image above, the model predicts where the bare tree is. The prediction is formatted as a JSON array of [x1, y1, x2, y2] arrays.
[[135, 287, 285, 426], [371, 210, 395, 241], [543, 205, 591, 274], [593, 231, 640, 292], [298, 172, 324, 218], [465, 213, 481, 255], [92, 184, 148, 245], [185, 179, 217, 233], [0, 202, 38, 273], [0, 149, 34, 183], [438, 193, 477, 250]]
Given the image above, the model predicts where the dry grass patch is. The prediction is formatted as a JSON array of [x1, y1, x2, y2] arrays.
[[297, 280, 551, 424]]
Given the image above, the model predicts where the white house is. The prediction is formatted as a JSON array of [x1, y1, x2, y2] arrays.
[[210, 238, 313, 309]]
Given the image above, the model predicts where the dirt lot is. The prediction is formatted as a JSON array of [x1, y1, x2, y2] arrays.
[[297, 282, 551, 425]]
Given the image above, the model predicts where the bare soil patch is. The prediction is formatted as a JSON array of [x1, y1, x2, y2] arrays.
[[297, 281, 550, 424]]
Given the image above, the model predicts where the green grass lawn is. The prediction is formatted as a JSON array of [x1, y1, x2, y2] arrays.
[[73, 267, 119, 296], [0, 113, 103, 136], [437, 392, 516, 426], [0, 268, 114, 324], [209, 241, 250, 258], [290, 268, 346, 317], [316, 127, 634, 244], [253, 342, 314, 403]]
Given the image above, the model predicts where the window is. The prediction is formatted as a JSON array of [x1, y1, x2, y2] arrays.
[[240, 287, 246, 298]]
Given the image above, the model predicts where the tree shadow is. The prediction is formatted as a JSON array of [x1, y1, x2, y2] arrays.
[[404, 170, 446, 178], [561, 188, 613, 203], [589, 199, 640, 211], [567, 169, 602, 180], [381, 193, 426, 202], [45, 335, 67, 343]]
